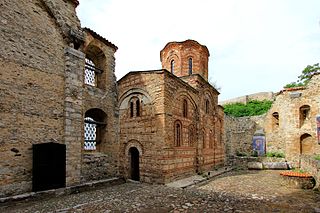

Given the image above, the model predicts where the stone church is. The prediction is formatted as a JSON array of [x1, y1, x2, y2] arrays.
[[0, 0, 225, 197], [118, 40, 225, 183]]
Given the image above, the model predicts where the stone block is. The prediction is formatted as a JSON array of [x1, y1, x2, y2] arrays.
[[247, 162, 263, 170], [262, 162, 288, 170]]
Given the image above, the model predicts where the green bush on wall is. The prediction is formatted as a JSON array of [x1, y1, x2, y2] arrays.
[[224, 100, 273, 117], [266, 151, 285, 158]]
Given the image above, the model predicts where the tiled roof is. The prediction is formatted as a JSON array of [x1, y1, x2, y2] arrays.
[[83, 28, 118, 51]]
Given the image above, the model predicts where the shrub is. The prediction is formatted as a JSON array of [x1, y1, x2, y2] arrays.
[[314, 155, 320, 161], [266, 151, 285, 158], [224, 100, 273, 117]]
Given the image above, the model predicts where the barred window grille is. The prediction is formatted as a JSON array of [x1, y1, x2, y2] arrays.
[[85, 58, 96, 86], [84, 117, 96, 150]]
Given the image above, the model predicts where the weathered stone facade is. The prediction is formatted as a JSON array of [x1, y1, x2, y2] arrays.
[[264, 75, 320, 167], [118, 40, 225, 183], [224, 74, 320, 169], [0, 0, 118, 197]]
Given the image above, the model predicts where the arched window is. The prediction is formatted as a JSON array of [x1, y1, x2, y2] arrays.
[[300, 105, 310, 127], [174, 120, 182, 147], [188, 125, 195, 146], [84, 108, 107, 151], [84, 56, 104, 88], [130, 101, 134, 117], [136, 99, 140, 117], [202, 130, 206, 148], [188, 58, 193, 75], [129, 97, 142, 118], [205, 99, 210, 114], [171, 60, 175, 73], [209, 130, 214, 149], [183, 99, 188, 118]]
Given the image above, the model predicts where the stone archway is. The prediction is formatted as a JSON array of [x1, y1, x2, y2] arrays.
[[129, 147, 140, 181]]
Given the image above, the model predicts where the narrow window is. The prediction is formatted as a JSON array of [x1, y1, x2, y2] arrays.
[[205, 99, 210, 114], [171, 60, 175, 73], [136, 99, 140, 117], [130, 101, 134, 117], [188, 58, 193, 75], [189, 125, 195, 146], [175, 122, 182, 147], [183, 99, 188, 118], [202, 130, 206, 148]]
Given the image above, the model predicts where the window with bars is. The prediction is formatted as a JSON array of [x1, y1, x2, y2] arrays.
[[84, 117, 97, 150], [84, 58, 104, 87]]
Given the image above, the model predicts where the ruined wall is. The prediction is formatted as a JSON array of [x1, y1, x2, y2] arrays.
[[224, 115, 266, 158], [220, 92, 274, 105], [264, 74, 320, 166]]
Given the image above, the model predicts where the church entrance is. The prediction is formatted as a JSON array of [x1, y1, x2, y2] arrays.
[[129, 147, 140, 181]]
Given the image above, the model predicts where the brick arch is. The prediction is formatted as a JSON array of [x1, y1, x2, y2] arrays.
[[125, 140, 144, 156], [173, 90, 198, 111], [119, 88, 152, 110]]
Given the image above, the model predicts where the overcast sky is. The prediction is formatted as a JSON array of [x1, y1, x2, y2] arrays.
[[77, 0, 320, 101]]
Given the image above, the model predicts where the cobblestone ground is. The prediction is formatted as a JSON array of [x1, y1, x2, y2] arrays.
[[1, 170, 320, 212]]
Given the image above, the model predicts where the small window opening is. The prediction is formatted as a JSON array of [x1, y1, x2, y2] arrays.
[[272, 112, 279, 127], [205, 99, 210, 114], [189, 125, 195, 146], [136, 99, 140, 117], [171, 60, 175, 73], [300, 105, 310, 127], [188, 58, 193, 75], [183, 99, 188, 118], [175, 122, 182, 147], [130, 101, 134, 117]]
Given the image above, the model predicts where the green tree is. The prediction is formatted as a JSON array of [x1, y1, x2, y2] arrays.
[[284, 63, 320, 88]]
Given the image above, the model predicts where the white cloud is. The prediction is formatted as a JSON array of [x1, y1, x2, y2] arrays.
[[77, 0, 320, 101]]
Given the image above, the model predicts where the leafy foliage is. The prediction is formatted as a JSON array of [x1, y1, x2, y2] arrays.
[[224, 100, 273, 117], [266, 151, 285, 158], [314, 155, 320, 161], [284, 63, 320, 88]]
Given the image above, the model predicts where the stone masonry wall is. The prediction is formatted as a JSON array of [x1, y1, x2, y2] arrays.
[[224, 115, 266, 158], [118, 71, 165, 183], [0, 0, 82, 197], [264, 74, 320, 167]]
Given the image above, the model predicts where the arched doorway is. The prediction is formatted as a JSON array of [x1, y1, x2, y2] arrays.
[[129, 147, 140, 181]]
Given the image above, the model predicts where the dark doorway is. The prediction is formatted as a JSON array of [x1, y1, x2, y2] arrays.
[[32, 142, 66, 192], [129, 147, 140, 181]]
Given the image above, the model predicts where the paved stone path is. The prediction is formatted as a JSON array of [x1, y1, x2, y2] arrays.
[[1, 170, 320, 212]]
